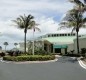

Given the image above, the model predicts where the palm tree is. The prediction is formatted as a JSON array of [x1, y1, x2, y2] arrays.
[[13, 14, 34, 53], [4, 42, 8, 51], [14, 43, 18, 48], [59, 0, 86, 54], [30, 21, 40, 55]]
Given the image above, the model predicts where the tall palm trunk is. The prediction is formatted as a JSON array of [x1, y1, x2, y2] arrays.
[[76, 11, 79, 54], [5, 45, 6, 51], [24, 29, 27, 53], [76, 29, 79, 54]]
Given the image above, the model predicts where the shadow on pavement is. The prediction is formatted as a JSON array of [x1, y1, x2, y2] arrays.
[[57, 56, 77, 63]]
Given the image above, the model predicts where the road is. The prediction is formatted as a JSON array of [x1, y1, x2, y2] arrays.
[[0, 56, 86, 80]]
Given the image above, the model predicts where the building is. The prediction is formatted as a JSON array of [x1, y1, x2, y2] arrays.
[[19, 41, 43, 52], [37, 33, 76, 54], [74, 35, 86, 53], [19, 33, 86, 54], [20, 33, 85, 54]]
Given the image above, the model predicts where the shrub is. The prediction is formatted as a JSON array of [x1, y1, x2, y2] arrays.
[[3, 55, 55, 61], [0, 52, 5, 57], [27, 48, 50, 55], [81, 48, 86, 57], [7, 50, 22, 56], [64, 54, 80, 57], [34, 48, 50, 55]]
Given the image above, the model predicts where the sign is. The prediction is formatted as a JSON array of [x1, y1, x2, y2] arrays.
[[53, 45, 68, 49]]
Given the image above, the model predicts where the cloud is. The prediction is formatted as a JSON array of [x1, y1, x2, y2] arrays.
[[0, 0, 73, 20], [0, 0, 86, 50]]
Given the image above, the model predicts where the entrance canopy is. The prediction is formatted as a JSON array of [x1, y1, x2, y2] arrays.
[[53, 44, 68, 49]]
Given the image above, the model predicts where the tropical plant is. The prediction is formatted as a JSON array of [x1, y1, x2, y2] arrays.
[[13, 14, 34, 53], [4, 42, 8, 51], [0, 46, 2, 50], [14, 43, 18, 48], [59, 0, 86, 54]]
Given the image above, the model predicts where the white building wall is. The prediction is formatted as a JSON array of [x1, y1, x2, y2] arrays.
[[61, 49, 65, 54], [19, 41, 43, 52], [74, 38, 86, 53], [19, 43, 28, 52], [67, 43, 74, 52]]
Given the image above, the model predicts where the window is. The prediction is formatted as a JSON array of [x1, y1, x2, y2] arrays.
[[60, 34, 62, 36], [52, 34, 54, 37], [56, 34, 58, 37], [68, 34, 70, 36], [73, 34, 75, 36], [64, 34, 67, 36], [61, 34, 64, 36], [79, 35, 81, 37], [54, 34, 56, 37], [48, 35, 50, 37]]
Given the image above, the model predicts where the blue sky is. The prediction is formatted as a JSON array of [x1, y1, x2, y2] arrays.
[[0, 0, 86, 50]]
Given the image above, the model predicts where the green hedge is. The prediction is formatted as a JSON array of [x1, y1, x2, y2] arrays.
[[3, 55, 55, 61]]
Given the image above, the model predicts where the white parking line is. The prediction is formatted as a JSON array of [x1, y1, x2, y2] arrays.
[[78, 60, 86, 69]]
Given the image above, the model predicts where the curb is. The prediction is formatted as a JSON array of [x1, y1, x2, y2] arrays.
[[0, 58, 58, 64], [0, 55, 61, 64], [78, 60, 86, 69], [14, 58, 58, 64]]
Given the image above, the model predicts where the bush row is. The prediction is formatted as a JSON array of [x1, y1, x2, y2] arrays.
[[3, 55, 55, 61], [64, 54, 80, 57]]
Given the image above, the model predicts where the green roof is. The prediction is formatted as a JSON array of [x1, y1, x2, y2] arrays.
[[41, 36, 76, 44]]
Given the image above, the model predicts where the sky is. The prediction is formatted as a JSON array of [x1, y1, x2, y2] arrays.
[[0, 0, 86, 50]]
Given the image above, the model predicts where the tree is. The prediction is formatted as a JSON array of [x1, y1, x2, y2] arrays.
[[30, 21, 40, 55], [13, 14, 34, 53], [59, 0, 86, 54], [4, 42, 8, 51], [14, 43, 18, 48], [0, 46, 2, 50]]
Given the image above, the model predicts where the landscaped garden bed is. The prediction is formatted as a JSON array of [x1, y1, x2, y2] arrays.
[[3, 55, 55, 61]]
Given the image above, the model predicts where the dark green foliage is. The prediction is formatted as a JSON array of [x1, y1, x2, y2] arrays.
[[7, 51, 22, 56], [52, 53, 61, 55], [3, 55, 55, 61], [81, 48, 86, 57], [27, 48, 50, 55], [34, 48, 50, 55], [64, 54, 80, 57], [13, 14, 34, 53], [59, 0, 86, 54], [0, 52, 5, 57]]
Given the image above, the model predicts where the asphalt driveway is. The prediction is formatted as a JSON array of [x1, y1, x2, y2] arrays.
[[0, 56, 86, 80]]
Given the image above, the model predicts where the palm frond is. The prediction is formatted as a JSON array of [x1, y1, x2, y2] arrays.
[[83, 18, 86, 23], [35, 27, 41, 32], [71, 27, 76, 33], [69, 0, 86, 12], [69, 0, 84, 6], [19, 15, 25, 22], [28, 14, 34, 20]]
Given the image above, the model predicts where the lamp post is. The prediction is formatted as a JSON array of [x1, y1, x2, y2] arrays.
[[32, 27, 35, 55]]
